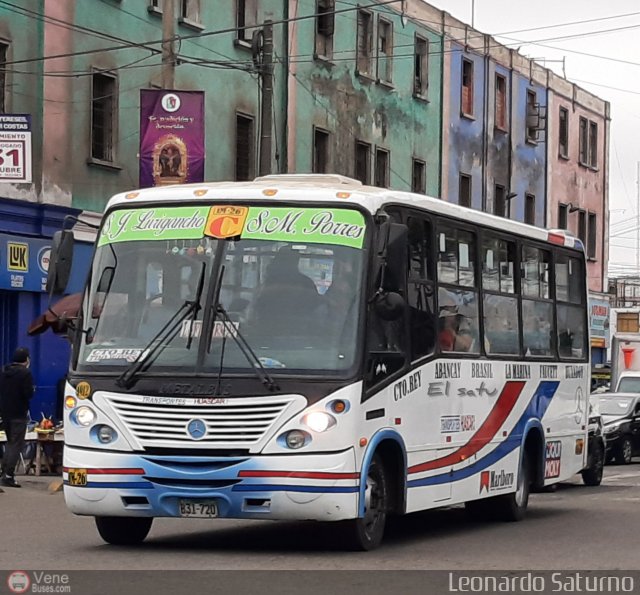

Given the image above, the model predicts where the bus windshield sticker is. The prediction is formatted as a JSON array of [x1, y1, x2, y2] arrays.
[[86, 348, 144, 363], [99, 206, 366, 249]]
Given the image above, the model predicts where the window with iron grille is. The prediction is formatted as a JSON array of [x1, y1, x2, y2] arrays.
[[374, 147, 389, 188], [0, 42, 7, 113], [91, 72, 117, 162], [459, 173, 471, 207], [526, 90, 538, 142], [354, 141, 370, 185], [495, 73, 507, 130], [237, 0, 258, 43], [313, 127, 330, 174], [588, 211, 597, 259], [235, 113, 254, 181], [315, 0, 335, 59], [525, 193, 536, 225], [494, 184, 506, 217], [181, 0, 200, 23], [558, 203, 568, 229], [559, 106, 569, 158], [412, 159, 426, 194], [376, 18, 393, 84], [414, 37, 428, 97], [356, 10, 373, 75], [461, 58, 474, 116]]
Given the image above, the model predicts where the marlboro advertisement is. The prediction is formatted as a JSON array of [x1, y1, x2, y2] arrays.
[[139, 89, 205, 188]]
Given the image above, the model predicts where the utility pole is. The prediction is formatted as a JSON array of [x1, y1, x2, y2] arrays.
[[161, 0, 176, 89], [258, 20, 274, 176]]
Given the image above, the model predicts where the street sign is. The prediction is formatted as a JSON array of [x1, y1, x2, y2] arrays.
[[0, 114, 32, 183]]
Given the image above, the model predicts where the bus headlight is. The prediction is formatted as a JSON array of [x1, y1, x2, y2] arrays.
[[285, 430, 310, 449], [96, 425, 117, 444], [74, 406, 96, 427], [303, 411, 336, 433]]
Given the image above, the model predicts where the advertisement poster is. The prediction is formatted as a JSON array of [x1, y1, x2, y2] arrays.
[[0, 114, 32, 183], [139, 90, 205, 188]]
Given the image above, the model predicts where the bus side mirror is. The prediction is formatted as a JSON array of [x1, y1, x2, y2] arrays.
[[46, 230, 74, 296], [374, 291, 405, 321]]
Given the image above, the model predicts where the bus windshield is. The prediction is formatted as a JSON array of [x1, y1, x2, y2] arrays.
[[76, 204, 367, 378]]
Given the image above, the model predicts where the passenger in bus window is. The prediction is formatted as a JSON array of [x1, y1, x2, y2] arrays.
[[438, 308, 472, 352]]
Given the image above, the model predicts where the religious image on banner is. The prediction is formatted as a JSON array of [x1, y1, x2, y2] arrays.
[[139, 90, 205, 188]]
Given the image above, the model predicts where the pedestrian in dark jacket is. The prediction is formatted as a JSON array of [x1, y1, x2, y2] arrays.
[[0, 347, 34, 488]]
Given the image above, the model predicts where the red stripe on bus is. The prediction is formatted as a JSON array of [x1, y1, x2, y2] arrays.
[[408, 381, 526, 474], [238, 470, 360, 480], [63, 467, 145, 475]]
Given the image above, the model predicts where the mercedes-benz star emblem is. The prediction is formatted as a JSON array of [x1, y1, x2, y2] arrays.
[[186, 418, 207, 440]]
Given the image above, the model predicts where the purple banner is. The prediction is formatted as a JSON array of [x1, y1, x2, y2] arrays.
[[139, 90, 205, 188]]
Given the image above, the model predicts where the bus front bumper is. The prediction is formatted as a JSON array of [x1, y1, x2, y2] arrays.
[[63, 445, 359, 521]]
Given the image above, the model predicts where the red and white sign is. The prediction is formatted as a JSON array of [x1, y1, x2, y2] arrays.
[[0, 115, 32, 183]]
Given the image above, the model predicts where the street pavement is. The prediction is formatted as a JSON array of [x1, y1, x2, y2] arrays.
[[1, 465, 639, 571]]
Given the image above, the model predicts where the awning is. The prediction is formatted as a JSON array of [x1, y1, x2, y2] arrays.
[[27, 293, 82, 336]]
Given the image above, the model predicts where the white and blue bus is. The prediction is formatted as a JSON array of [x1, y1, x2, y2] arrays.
[[49, 174, 589, 550]]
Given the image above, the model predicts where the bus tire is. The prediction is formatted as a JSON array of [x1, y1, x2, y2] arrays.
[[494, 454, 531, 522], [95, 516, 153, 545], [581, 439, 604, 486], [342, 454, 388, 551]]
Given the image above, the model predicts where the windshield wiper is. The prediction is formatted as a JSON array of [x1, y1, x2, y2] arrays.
[[116, 263, 206, 389], [206, 263, 279, 393], [213, 304, 280, 393]]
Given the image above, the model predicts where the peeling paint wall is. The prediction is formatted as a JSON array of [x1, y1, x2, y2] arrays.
[[288, 0, 443, 196]]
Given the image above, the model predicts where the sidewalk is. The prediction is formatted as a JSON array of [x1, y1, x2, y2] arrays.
[[0, 473, 62, 493]]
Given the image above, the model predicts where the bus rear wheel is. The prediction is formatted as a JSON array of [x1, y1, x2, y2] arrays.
[[342, 454, 388, 551], [495, 455, 531, 522], [95, 516, 153, 545]]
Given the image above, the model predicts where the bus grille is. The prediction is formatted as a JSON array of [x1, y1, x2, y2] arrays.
[[103, 395, 298, 449]]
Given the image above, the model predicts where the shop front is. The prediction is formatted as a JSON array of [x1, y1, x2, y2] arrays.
[[589, 292, 611, 391], [0, 197, 94, 420]]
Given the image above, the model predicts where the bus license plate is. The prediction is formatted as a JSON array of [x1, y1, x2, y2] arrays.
[[178, 500, 218, 518], [68, 468, 88, 486]]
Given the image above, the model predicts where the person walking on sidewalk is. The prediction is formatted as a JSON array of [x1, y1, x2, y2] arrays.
[[0, 347, 34, 488]]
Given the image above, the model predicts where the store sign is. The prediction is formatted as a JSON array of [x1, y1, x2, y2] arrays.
[[139, 90, 205, 188], [0, 234, 49, 291], [0, 114, 32, 183], [589, 295, 610, 349]]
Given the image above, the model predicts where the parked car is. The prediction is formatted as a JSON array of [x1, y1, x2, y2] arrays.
[[581, 395, 605, 485], [599, 393, 640, 464]]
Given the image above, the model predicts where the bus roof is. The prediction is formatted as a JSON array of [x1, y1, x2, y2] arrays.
[[107, 174, 583, 252]]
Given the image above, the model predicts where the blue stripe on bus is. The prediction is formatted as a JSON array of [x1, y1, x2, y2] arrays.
[[64, 481, 154, 489], [408, 381, 559, 488], [232, 484, 359, 494]]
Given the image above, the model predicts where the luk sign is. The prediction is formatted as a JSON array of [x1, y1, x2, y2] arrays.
[[0, 114, 32, 183]]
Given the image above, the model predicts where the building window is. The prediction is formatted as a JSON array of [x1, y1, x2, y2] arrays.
[[376, 18, 393, 84], [315, 0, 335, 59], [559, 106, 568, 158], [579, 117, 588, 165], [374, 147, 389, 188], [495, 73, 507, 131], [235, 113, 254, 181], [588, 211, 597, 259], [526, 90, 538, 142], [313, 127, 330, 174], [459, 173, 471, 207], [180, 0, 200, 23], [236, 0, 258, 43], [412, 159, 426, 194], [618, 312, 639, 333], [494, 184, 506, 217], [356, 10, 373, 76], [578, 209, 587, 245], [0, 42, 7, 113], [354, 141, 370, 184], [91, 72, 117, 162], [149, 0, 161, 10], [558, 203, 568, 229], [525, 193, 535, 225], [589, 121, 598, 168], [414, 36, 428, 97], [461, 58, 474, 117]]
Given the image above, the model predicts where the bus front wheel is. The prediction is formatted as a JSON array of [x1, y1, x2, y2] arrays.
[[95, 516, 153, 545], [342, 454, 388, 551]]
